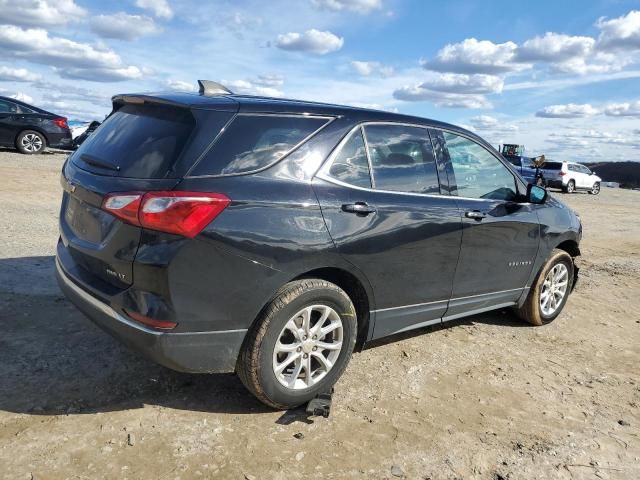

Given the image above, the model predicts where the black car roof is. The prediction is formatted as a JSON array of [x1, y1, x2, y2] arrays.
[[113, 91, 488, 149]]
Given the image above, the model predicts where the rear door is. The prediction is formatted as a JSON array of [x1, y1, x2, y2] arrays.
[[434, 129, 540, 320], [0, 99, 19, 144], [313, 123, 462, 339], [58, 101, 234, 290]]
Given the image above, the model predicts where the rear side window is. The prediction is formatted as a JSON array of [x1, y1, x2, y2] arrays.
[[73, 103, 194, 178], [364, 124, 440, 194], [327, 129, 371, 188], [191, 115, 330, 176], [0, 99, 18, 113]]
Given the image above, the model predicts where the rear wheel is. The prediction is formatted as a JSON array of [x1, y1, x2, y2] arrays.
[[237, 279, 357, 409], [515, 249, 574, 326], [16, 130, 46, 154], [564, 180, 575, 194], [589, 182, 600, 195]]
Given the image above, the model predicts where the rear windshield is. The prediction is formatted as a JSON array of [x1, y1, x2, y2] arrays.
[[190, 114, 330, 176], [72, 103, 194, 178], [542, 162, 562, 170]]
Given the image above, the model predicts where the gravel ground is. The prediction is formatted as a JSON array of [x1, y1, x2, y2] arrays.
[[0, 149, 638, 480]]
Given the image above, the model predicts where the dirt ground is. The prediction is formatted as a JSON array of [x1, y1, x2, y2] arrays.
[[0, 149, 638, 480]]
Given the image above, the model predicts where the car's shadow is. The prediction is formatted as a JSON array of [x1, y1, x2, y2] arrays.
[[0, 255, 533, 418]]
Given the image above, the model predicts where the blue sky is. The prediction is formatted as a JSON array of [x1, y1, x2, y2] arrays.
[[1, 0, 639, 161]]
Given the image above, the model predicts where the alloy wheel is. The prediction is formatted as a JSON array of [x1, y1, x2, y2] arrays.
[[272, 304, 343, 390], [540, 263, 569, 316], [591, 183, 600, 194], [21, 133, 43, 153]]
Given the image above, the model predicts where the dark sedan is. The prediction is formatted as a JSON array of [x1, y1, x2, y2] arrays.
[[0, 96, 72, 154]]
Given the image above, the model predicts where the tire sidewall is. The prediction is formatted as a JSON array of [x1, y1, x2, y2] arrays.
[[533, 251, 573, 323], [590, 182, 600, 195], [566, 181, 575, 193], [17, 130, 45, 155], [257, 286, 357, 407]]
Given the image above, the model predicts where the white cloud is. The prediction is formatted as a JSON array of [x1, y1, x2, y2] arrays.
[[311, 0, 382, 14], [253, 74, 285, 87], [393, 84, 491, 109], [135, 0, 173, 19], [536, 103, 600, 118], [422, 38, 528, 74], [0, 66, 41, 82], [596, 10, 640, 50], [224, 79, 284, 97], [604, 100, 640, 117], [90, 13, 161, 41], [350, 61, 393, 77], [420, 73, 503, 94], [166, 80, 196, 91], [516, 33, 595, 62], [0, 25, 142, 82], [275, 29, 343, 55], [392, 73, 502, 109], [0, 0, 86, 27], [10, 92, 33, 103], [470, 115, 499, 129]]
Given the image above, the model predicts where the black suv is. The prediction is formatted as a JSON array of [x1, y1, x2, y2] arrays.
[[0, 96, 72, 153], [56, 81, 582, 409]]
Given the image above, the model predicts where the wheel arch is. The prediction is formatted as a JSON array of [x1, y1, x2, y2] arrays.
[[555, 239, 580, 258], [291, 267, 372, 351]]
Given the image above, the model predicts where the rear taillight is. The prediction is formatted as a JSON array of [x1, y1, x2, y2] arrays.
[[124, 309, 177, 330], [102, 191, 231, 238], [53, 117, 68, 129], [559, 171, 567, 176]]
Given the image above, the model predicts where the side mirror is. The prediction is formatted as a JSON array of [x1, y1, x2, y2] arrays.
[[527, 184, 547, 204]]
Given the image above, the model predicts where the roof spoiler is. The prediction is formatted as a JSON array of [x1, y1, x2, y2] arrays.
[[198, 80, 233, 96]]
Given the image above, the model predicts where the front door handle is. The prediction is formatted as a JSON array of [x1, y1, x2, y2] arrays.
[[465, 210, 487, 220], [342, 202, 377, 216]]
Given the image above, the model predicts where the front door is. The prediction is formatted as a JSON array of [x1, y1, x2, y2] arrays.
[[433, 129, 540, 320], [313, 123, 462, 339]]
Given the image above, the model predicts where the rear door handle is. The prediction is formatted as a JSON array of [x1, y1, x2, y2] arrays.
[[342, 202, 377, 216], [465, 210, 487, 220]]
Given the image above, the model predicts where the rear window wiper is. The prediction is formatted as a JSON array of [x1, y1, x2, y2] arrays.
[[81, 154, 120, 172]]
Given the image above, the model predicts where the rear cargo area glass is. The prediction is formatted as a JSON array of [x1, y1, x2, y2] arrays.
[[72, 104, 194, 178]]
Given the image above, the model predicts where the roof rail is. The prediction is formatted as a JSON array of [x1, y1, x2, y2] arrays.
[[197, 80, 233, 96]]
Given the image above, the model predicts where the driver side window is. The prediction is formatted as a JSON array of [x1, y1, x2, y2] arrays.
[[443, 132, 517, 201]]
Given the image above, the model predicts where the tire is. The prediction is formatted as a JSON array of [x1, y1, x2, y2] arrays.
[[237, 279, 357, 409], [564, 180, 575, 194], [16, 130, 46, 154], [515, 249, 574, 326], [589, 182, 600, 195]]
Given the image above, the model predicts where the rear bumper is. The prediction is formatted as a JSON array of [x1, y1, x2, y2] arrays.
[[55, 257, 246, 373], [547, 179, 565, 189], [48, 131, 73, 149]]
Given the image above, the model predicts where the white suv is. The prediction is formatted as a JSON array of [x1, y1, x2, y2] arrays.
[[541, 161, 601, 195]]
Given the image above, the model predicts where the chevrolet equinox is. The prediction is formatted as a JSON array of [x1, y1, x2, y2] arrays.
[[56, 80, 582, 409]]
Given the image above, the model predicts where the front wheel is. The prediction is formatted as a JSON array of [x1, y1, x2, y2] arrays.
[[237, 279, 357, 409], [515, 249, 574, 326], [589, 182, 600, 195], [16, 130, 46, 154]]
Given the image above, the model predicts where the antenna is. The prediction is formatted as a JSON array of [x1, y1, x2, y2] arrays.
[[197, 80, 233, 96]]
